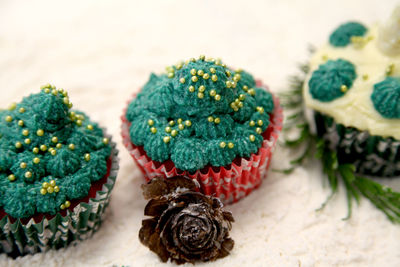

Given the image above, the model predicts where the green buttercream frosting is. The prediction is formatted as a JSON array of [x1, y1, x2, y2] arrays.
[[309, 59, 357, 102], [329, 22, 367, 47], [372, 77, 400, 119], [127, 56, 275, 171], [0, 85, 111, 218]]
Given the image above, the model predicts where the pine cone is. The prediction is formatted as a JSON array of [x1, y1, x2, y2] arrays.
[[139, 176, 234, 264]]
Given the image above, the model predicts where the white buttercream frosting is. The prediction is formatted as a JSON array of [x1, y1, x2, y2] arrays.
[[304, 23, 400, 139]]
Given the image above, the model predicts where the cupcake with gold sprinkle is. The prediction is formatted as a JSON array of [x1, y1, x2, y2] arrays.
[[0, 84, 119, 256], [121, 56, 282, 203]]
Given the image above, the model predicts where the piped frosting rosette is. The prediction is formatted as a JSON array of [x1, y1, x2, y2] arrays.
[[0, 85, 119, 255], [121, 56, 282, 204]]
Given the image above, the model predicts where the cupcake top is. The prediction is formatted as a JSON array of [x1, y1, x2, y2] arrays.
[[303, 6, 400, 139], [126, 56, 274, 172], [0, 85, 111, 218]]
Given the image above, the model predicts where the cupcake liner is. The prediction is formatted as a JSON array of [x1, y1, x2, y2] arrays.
[[0, 133, 119, 256], [314, 112, 400, 177], [121, 85, 283, 204]]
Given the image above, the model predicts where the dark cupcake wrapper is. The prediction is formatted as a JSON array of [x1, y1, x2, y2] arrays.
[[0, 133, 119, 256], [314, 112, 400, 177]]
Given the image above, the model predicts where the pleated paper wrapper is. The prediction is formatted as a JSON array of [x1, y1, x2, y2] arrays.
[[121, 85, 283, 204], [314, 112, 400, 177], [0, 134, 119, 256]]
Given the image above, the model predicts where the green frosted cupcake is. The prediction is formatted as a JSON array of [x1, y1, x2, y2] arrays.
[[0, 84, 119, 256], [122, 56, 283, 204]]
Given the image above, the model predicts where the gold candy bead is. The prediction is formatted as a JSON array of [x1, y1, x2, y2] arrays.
[[76, 120, 83, 126], [165, 126, 172, 133], [163, 136, 171, 143], [22, 129, 29, 136], [102, 138, 109, 145], [219, 141, 226, 148], [256, 127, 262, 134], [257, 120, 263, 126], [150, 127, 157, 134], [50, 149, 57, 156], [177, 118, 183, 124], [24, 138, 31, 144], [210, 68, 216, 74], [189, 86, 195, 93], [20, 162, 27, 169], [243, 85, 248, 92], [15, 142, 22, 149], [214, 117, 221, 124], [228, 142, 234, 149], [169, 120, 175, 126], [37, 129, 44, 136], [248, 89, 256, 96], [47, 187, 54, 194], [249, 135, 256, 142], [51, 137, 58, 143], [33, 157, 40, 164], [65, 201, 71, 208], [203, 73, 210, 79], [197, 70, 204, 76], [211, 75, 218, 82], [207, 116, 214, 122], [68, 144, 75, 150], [25, 171, 32, 179], [84, 153, 91, 161], [239, 94, 246, 101], [190, 69, 197, 75], [167, 72, 175, 78], [50, 180, 56, 187], [56, 143, 62, 149], [198, 85, 205, 92], [171, 130, 178, 137], [191, 76, 198, 82], [8, 103, 16, 111], [197, 92, 204, 99], [5, 116, 12, 122], [209, 90, 216, 97], [226, 81, 232, 88], [87, 124, 94, 130], [179, 78, 186, 84], [33, 147, 39, 154], [18, 120, 24, 126], [60, 204, 66, 209], [40, 188, 47, 195], [178, 124, 184, 130], [8, 174, 16, 181], [19, 107, 25, 113], [54, 186, 60, 192], [148, 119, 154, 126], [40, 145, 48, 151], [42, 182, 49, 188], [214, 94, 221, 101], [340, 85, 348, 93], [185, 120, 192, 127]]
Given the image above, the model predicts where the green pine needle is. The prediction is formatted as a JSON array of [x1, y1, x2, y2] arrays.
[[280, 64, 400, 224]]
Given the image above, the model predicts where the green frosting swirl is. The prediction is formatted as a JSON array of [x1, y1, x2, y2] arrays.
[[329, 22, 367, 47], [371, 77, 400, 119], [0, 85, 111, 218], [309, 59, 357, 102], [127, 56, 275, 171]]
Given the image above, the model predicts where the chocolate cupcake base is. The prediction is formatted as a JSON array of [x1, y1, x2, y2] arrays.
[[314, 112, 400, 177]]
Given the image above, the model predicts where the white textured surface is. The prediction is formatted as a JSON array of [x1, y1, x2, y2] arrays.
[[0, 1, 399, 266]]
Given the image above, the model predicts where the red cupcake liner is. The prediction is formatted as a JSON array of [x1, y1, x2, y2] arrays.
[[121, 83, 283, 204]]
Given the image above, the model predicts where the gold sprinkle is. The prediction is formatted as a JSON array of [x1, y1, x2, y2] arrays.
[[20, 162, 27, 169], [40, 145, 47, 151], [197, 70, 204, 76], [24, 138, 31, 144], [51, 89, 58, 96], [209, 90, 216, 97], [33, 147, 39, 154], [5, 116, 12, 122], [150, 127, 157, 134], [207, 116, 214, 122], [230, 102, 236, 109], [8, 103, 16, 111], [148, 119, 154, 126], [190, 69, 197, 75], [243, 85, 248, 92], [340, 85, 348, 93], [237, 102, 243, 108], [18, 120, 24, 126], [63, 97, 69, 105], [163, 136, 171, 143], [54, 186, 60, 193], [199, 55, 205, 61], [180, 78, 186, 84], [256, 127, 262, 134], [176, 63, 183, 70], [68, 144, 75, 150], [203, 73, 210, 79], [210, 68, 216, 74], [50, 180, 56, 187], [102, 138, 109, 145], [40, 188, 47, 195], [189, 85, 195, 93], [235, 99, 240, 105], [84, 153, 91, 161], [25, 171, 32, 179], [233, 74, 241, 82], [167, 72, 175, 78], [249, 135, 256, 142], [60, 204, 66, 209], [257, 106, 264, 114], [214, 94, 221, 101], [199, 85, 205, 92], [177, 118, 183, 124], [169, 120, 175, 126], [8, 174, 16, 181], [185, 120, 192, 127], [44, 88, 50, 94], [165, 126, 172, 133], [191, 76, 198, 82], [214, 117, 221, 124], [65, 200, 71, 208], [22, 129, 29, 136], [178, 124, 184, 130], [226, 70, 231, 77], [50, 150, 57, 156], [37, 129, 44, 136], [47, 187, 54, 194], [239, 94, 246, 101], [226, 81, 232, 88], [190, 57, 196, 62], [33, 157, 40, 164], [56, 143, 62, 149], [197, 92, 204, 99], [42, 182, 49, 188], [15, 142, 22, 149], [211, 75, 218, 82], [171, 130, 178, 137], [19, 107, 25, 113], [257, 120, 263, 126], [76, 120, 83, 126], [87, 124, 94, 130], [68, 103, 73, 109], [249, 121, 256, 127], [51, 137, 58, 143], [228, 142, 234, 149], [248, 89, 256, 96], [219, 141, 226, 148]]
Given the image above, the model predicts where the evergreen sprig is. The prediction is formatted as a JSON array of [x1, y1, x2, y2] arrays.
[[280, 64, 400, 223]]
